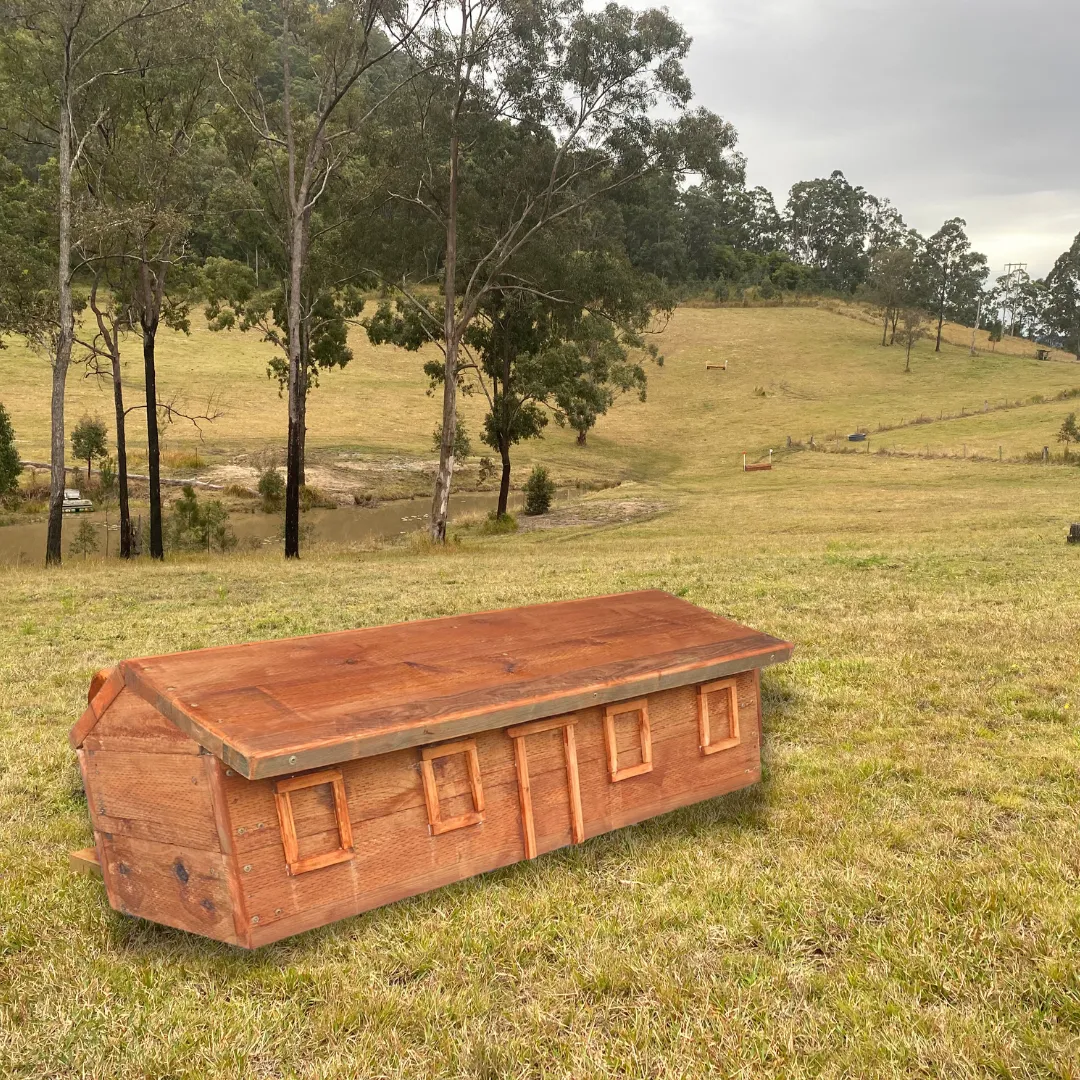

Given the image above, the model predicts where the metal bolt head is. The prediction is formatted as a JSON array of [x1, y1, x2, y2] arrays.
[[288, 755, 297, 765], [226, 770, 234, 777], [274, 908, 283, 916], [237, 827, 246, 835], [243, 864, 252, 873], [257, 822, 265, 830], [251, 915, 260, 925]]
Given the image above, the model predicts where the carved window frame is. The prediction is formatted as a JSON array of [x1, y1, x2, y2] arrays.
[[505, 716, 585, 860], [602, 698, 653, 782], [698, 678, 741, 755], [419, 739, 485, 835], [273, 768, 355, 876]]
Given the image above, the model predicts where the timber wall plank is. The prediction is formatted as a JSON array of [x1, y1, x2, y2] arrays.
[[230, 676, 760, 941], [98, 834, 238, 944], [83, 690, 202, 756], [83, 750, 220, 850]]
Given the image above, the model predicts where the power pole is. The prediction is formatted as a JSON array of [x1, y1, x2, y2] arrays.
[[1003, 261, 1027, 337]]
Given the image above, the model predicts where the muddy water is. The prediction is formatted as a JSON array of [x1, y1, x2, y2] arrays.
[[0, 489, 545, 566]]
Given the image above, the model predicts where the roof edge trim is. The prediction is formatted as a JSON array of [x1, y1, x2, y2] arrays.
[[246, 642, 794, 780], [68, 667, 125, 749]]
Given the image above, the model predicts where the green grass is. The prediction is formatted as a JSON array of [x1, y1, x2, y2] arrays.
[[2, 305, 1080, 1076]]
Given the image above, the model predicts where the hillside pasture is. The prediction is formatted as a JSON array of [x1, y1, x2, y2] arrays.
[[3, 305, 1079, 499], [2, 305, 1080, 1077]]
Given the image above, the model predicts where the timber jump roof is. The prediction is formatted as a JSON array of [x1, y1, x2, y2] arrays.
[[73, 590, 792, 780]]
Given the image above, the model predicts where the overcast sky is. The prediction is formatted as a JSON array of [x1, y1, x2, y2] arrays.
[[621, 0, 1080, 278]]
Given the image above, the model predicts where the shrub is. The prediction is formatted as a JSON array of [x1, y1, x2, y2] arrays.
[[523, 465, 556, 516], [300, 485, 336, 511], [98, 457, 117, 498], [0, 402, 21, 501], [168, 485, 236, 553], [68, 518, 99, 559], [477, 456, 496, 485], [478, 511, 518, 535], [257, 467, 285, 512]]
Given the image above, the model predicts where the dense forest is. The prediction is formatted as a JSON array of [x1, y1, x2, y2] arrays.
[[1, 0, 1078, 565]]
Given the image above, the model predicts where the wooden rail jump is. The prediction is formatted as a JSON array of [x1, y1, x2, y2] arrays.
[[742, 451, 773, 472]]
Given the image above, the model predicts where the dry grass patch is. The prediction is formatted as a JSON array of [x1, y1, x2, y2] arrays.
[[2, 454, 1080, 1077]]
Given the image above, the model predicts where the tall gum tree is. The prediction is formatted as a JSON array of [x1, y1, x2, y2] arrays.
[[0, 0, 191, 565], [1044, 233, 1080, 355], [215, 0, 434, 559], [90, 4, 220, 558], [385, 0, 723, 541], [921, 217, 988, 352]]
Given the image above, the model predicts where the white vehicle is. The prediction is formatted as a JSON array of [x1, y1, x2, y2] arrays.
[[62, 488, 94, 513]]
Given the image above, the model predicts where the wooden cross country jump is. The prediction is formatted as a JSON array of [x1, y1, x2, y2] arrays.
[[742, 451, 773, 472], [68, 591, 791, 947]]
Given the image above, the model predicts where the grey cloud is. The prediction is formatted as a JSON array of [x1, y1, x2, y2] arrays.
[[619, 0, 1080, 275]]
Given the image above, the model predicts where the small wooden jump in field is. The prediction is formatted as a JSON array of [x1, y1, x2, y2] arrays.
[[705, 360, 728, 370], [742, 450, 773, 472], [69, 591, 792, 947]]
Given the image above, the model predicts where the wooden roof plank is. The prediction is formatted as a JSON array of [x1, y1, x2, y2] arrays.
[[101, 592, 791, 779]]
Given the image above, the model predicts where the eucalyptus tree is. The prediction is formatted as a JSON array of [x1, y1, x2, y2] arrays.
[[0, 152, 54, 343], [383, 0, 723, 541], [0, 0, 191, 565], [368, 240, 670, 517], [1044, 233, 1080, 355], [865, 232, 925, 347], [920, 218, 988, 352], [70, 3, 223, 559], [201, 250, 363, 483], [214, 0, 435, 559], [784, 171, 872, 293], [75, 258, 136, 555]]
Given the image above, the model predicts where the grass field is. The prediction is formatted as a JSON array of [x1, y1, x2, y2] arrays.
[[3, 301, 1078, 487], [2, 304, 1080, 1077]]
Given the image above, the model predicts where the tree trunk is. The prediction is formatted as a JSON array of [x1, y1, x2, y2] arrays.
[[935, 281, 946, 352], [905, 341, 912, 373], [282, 10, 305, 560], [110, 346, 132, 558], [46, 91, 75, 567], [297, 321, 309, 488], [576, 428, 587, 446], [881, 310, 889, 346], [142, 311, 163, 559], [497, 437, 511, 518], [284, 217, 305, 558], [890, 309, 899, 345], [430, 131, 461, 543]]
